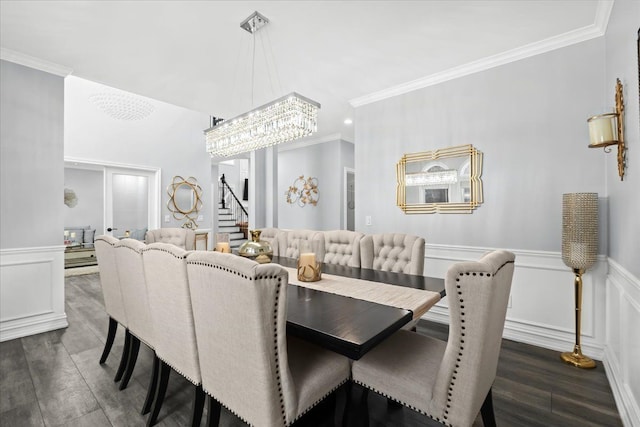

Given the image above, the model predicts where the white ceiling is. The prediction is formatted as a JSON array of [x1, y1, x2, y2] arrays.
[[0, 1, 608, 143]]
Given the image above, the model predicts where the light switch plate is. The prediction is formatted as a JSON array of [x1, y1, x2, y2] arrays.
[[365, 216, 372, 226], [164, 215, 170, 223]]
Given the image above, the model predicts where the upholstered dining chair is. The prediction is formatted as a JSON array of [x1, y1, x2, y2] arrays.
[[113, 239, 157, 413], [145, 227, 195, 250], [94, 235, 130, 382], [186, 251, 351, 427], [351, 250, 516, 427], [360, 233, 425, 275], [142, 243, 204, 427], [277, 229, 325, 260], [258, 227, 280, 255], [322, 230, 365, 267]]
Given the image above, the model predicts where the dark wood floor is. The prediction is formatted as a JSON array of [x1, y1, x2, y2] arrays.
[[0, 273, 622, 427]]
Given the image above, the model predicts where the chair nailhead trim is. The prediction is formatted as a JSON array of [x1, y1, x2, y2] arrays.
[[290, 379, 349, 425], [156, 355, 201, 386], [143, 246, 187, 259], [202, 389, 253, 426]]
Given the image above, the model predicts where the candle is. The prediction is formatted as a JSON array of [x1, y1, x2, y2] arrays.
[[299, 252, 317, 279], [216, 242, 231, 253], [70, 232, 76, 239], [64, 230, 70, 237], [588, 116, 616, 145]]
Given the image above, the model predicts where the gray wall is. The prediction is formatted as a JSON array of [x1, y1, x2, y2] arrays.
[[1, 60, 64, 249], [64, 168, 104, 232], [604, 0, 640, 278], [278, 140, 354, 230], [355, 38, 607, 252], [64, 76, 211, 231]]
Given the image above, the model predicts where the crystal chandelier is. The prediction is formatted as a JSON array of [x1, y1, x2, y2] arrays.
[[205, 12, 320, 158]]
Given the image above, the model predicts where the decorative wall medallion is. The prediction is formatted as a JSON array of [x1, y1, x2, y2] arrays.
[[89, 92, 155, 121], [64, 188, 78, 208], [285, 176, 319, 207]]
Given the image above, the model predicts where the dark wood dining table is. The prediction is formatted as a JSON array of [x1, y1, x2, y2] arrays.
[[270, 256, 445, 360]]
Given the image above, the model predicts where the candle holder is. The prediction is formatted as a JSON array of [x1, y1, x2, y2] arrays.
[[297, 257, 322, 282], [215, 233, 231, 253], [561, 193, 598, 369], [587, 79, 625, 180]]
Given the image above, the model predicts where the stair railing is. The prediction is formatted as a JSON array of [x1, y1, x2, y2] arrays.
[[219, 174, 248, 238]]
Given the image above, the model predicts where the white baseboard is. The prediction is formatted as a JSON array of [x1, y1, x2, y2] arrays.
[[0, 246, 68, 342], [0, 313, 68, 342]]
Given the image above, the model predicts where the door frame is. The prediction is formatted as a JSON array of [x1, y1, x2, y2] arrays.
[[343, 167, 355, 231], [64, 157, 161, 234]]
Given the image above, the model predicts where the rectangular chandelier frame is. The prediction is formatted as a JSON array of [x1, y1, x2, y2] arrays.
[[205, 92, 320, 158]]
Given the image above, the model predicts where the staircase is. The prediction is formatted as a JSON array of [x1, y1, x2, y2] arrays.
[[218, 204, 247, 249]]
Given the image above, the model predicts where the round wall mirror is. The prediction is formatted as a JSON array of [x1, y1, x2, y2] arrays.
[[174, 183, 197, 213], [167, 176, 203, 228]]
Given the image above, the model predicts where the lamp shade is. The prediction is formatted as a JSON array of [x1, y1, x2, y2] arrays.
[[562, 193, 598, 271]]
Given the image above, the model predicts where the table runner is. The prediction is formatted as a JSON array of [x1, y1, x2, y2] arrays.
[[283, 267, 441, 319]]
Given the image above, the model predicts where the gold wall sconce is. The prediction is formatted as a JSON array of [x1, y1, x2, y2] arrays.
[[588, 79, 625, 180]]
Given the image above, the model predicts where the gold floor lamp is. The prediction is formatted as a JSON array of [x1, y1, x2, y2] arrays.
[[561, 193, 598, 369]]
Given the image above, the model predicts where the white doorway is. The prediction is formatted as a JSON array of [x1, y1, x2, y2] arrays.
[[64, 159, 161, 238]]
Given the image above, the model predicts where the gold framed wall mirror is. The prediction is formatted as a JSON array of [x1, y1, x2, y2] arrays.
[[167, 176, 203, 228], [396, 144, 483, 214]]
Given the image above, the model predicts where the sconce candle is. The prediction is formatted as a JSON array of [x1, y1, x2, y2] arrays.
[[588, 113, 618, 146], [587, 79, 626, 180], [215, 242, 231, 253]]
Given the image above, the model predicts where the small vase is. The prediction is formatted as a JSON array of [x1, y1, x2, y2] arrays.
[[238, 230, 273, 264]]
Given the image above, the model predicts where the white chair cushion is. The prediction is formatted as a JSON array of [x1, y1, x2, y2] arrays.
[[145, 228, 195, 250], [277, 229, 325, 260], [360, 233, 425, 275], [114, 238, 154, 349], [322, 230, 364, 267], [142, 243, 200, 385], [352, 330, 446, 414], [94, 235, 127, 327]]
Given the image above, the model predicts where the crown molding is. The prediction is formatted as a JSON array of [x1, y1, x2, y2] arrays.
[[350, 0, 614, 108], [0, 47, 73, 77], [278, 132, 349, 152]]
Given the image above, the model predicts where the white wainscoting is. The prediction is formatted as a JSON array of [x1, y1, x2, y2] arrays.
[[0, 246, 68, 342], [422, 244, 608, 358], [603, 259, 640, 427], [422, 244, 639, 426]]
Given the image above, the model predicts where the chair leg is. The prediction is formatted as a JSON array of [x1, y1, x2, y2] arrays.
[[119, 335, 140, 390], [341, 381, 352, 427], [190, 384, 206, 427], [480, 387, 497, 427], [99, 317, 117, 364], [358, 387, 369, 427], [147, 360, 170, 427], [206, 395, 222, 427], [114, 329, 131, 382], [141, 353, 160, 415]]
